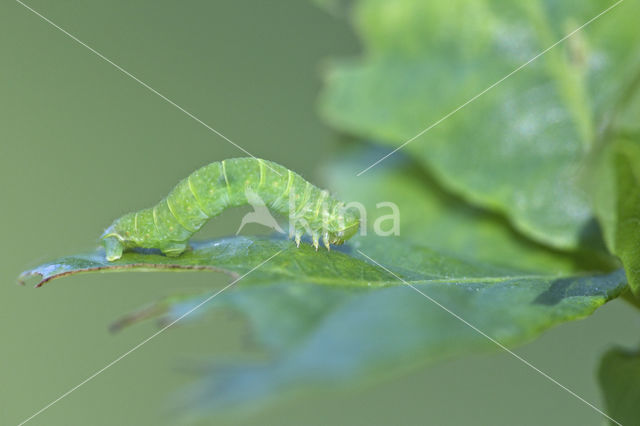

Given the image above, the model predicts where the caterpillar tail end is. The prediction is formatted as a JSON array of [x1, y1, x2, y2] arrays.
[[103, 236, 124, 261]]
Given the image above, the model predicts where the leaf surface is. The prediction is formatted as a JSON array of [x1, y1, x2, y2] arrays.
[[591, 137, 640, 296], [20, 233, 627, 412]]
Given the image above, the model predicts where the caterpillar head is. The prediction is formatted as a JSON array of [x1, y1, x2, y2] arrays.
[[100, 214, 134, 261], [327, 205, 360, 245]]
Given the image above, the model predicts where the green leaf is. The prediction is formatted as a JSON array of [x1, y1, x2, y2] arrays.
[[322, 149, 617, 274], [319, 0, 640, 250], [598, 346, 640, 426], [19, 234, 628, 412], [592, 137, 640, 296], [18, 237, 390, 289], [181, 264, 626, 414]]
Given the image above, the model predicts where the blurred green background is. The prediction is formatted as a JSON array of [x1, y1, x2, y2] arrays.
[[1, 1, 638, 425]]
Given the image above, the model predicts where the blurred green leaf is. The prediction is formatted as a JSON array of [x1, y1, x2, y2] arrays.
[[598, 346, 640, 426], [592, 137, 640, 296], [319, 0, 640, 250], [20, 232, 627, 412], [323, 149, 617, 274]]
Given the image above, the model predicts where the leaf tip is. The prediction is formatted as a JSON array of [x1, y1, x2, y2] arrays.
[[17, 270, 46, 288]]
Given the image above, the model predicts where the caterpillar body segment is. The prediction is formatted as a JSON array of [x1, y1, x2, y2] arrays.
[[101, 158, 360, 261]]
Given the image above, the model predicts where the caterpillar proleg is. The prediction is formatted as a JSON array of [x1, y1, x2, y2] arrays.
[[101, 158, 360, 261]]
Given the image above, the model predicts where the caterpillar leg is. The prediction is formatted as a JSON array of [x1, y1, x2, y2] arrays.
[[103, 236, 124, 261], [312, 233, 320, 251], [161, 242, 188, 257], [322, 232, 330, 251]]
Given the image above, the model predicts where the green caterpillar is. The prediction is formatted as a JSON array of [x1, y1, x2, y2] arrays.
[[101, 158, 360, 261]]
